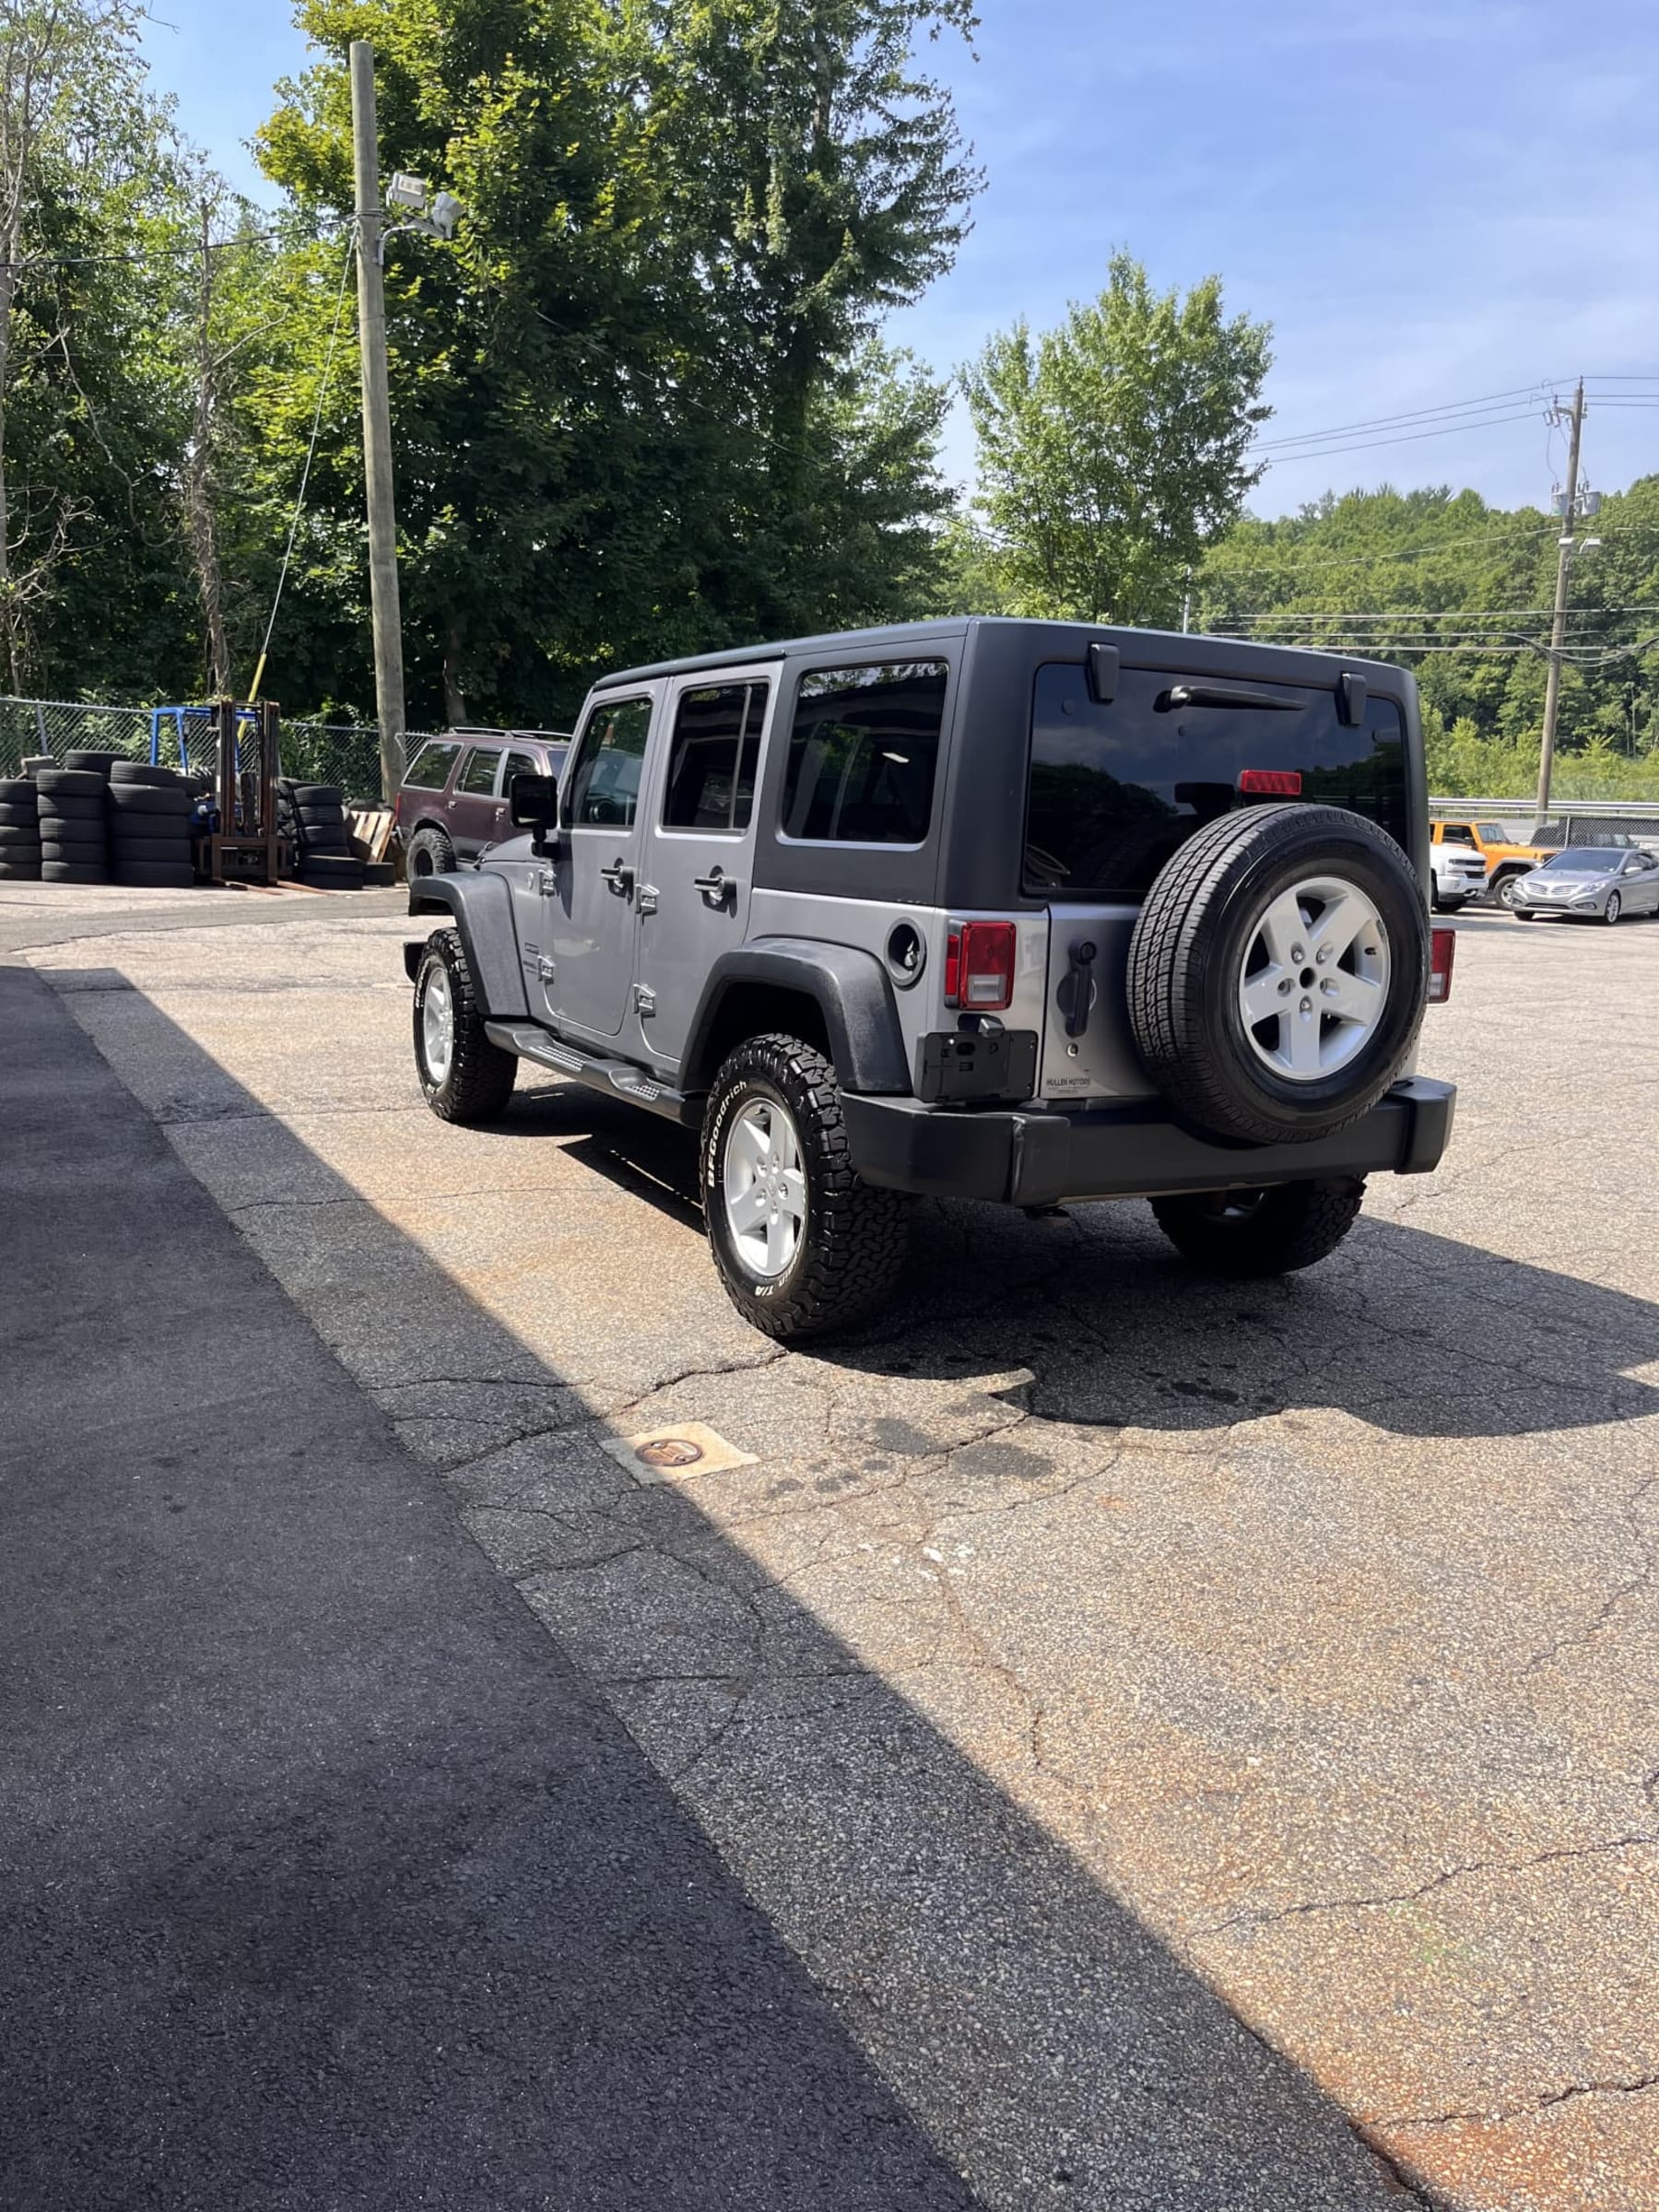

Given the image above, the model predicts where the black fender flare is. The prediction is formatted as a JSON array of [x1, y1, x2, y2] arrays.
[[406, 869, 529, 1019], [681, 938, 912, 1097]]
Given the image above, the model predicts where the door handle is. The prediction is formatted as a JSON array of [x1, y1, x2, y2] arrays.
[[1062, 939, 1098, 1040], [693, 865, 736, 906], [601, 859, 635, 897]]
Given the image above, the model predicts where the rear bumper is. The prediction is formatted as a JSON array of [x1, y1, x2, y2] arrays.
[[841, 1077, 1457, 1208]]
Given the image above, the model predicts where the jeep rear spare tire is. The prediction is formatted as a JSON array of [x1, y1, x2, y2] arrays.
[[701, 1033, 910, 1342], [1126, 803, 1428, 1146]]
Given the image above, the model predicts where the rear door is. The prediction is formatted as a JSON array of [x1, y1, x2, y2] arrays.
[[1623, 850, 1659, 912], [637, 670, 774, 1070], [1024, 663, 1412, 1102], [447, 744, 502, 856], [543, 688, 659, 1041]]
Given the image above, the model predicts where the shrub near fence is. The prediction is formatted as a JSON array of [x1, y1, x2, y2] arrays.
[[0, 697, 424, 804]]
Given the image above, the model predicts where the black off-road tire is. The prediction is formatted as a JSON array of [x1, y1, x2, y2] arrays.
[[37, 768, 103, 800], [109, 762, 182, 790], [0, 776, 36, 804], [37, 794, 105, 824], [0, 820, 41, 843], [0, 857, 41, 880], [110, 833, 192, 863], [291, 782, 345, 808], [41, 859, 107, 885], [406, 824, 455, 877], [1126, 803, 1428, 1147], [1151, 1177, 1366, 1278], [63, 749, 123, 776], [111, 860, 196, 889], [413, 929, 517, 1123], [700, 1032, 910, 1342], [108, 784, 192, 819]]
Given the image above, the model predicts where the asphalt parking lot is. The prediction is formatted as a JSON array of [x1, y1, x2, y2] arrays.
[[5, 881, 1657, 2211]]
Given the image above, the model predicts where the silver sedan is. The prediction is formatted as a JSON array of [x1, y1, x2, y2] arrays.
[[1511, 846, 1659, 924]]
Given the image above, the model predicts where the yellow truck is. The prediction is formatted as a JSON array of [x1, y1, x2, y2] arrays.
[[1431, 817, 1563, 911]]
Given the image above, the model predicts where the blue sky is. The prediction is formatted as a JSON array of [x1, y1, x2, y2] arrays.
[[140, 0, 1659, 516]]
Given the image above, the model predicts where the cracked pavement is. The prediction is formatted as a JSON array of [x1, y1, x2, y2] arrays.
[[18, 889, 1659, 2211]]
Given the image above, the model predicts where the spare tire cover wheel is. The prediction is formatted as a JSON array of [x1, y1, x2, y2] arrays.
[[1127, 804, 1428, 1146]]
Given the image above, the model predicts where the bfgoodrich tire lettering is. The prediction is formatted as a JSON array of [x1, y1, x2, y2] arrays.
[[701, 1032, 910, 1342], [1126, 804, 1428, 1146], [413, 928, 517, 1123]]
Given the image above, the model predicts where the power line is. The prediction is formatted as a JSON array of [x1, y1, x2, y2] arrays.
[[1253, 388, 1554, 453], [1209, 517, 1562, 575], [1212, 604, 1659, 623], [1258, 409, 1545, 467]]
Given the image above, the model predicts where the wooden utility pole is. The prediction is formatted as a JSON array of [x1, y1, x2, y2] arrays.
[[349, 41, 406, 803], [1535, 380, 1585, 829]]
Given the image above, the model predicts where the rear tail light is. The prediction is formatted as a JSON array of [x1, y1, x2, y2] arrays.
[[944, 921, 1017, 1013], [1429, 926, 1455, 1004], [1239, 769, 1302, 796]]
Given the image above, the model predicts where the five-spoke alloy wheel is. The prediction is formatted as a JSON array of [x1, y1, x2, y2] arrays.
[[702, 1032, 910, 1340]]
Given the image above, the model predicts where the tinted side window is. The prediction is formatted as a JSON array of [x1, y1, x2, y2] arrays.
[[781, 661, 947, 845], [663, 683, 769, 832], [403, 739, 461, 791], [1025, 664, 1408, 900], [500, 749, 538, 792], [1441, 825, 1476, 845], [457, 747, 500, 796], [564, 697, 653, 830]]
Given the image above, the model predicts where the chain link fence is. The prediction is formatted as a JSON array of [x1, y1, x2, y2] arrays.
[[0, 697, 432, 803]]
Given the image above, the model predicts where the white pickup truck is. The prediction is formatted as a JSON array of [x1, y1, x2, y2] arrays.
[[1430, 841, 1488, 912]]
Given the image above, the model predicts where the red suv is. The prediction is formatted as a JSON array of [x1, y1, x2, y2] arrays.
[[397, 729, 570, 876]]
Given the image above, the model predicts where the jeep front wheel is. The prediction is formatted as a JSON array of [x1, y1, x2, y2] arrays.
[[701, 1033, 910, 1341], [1150, 1177, 1365, 1277], [413, 930, 517, 1123]]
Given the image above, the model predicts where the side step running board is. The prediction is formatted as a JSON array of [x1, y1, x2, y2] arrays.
[[485, 1021, 700, 1126]]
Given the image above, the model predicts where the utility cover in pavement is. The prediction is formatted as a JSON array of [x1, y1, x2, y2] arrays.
[[600, 1421, 758, 1487]]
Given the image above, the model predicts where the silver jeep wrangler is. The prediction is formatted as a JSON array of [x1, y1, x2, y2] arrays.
[[406, 618, 1455, 1341]]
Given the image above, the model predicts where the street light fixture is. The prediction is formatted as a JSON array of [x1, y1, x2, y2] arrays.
[[378, 171, 466, 260]]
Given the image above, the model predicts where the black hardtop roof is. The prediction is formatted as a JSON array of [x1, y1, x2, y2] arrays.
[[589, 616, 1414, 696]]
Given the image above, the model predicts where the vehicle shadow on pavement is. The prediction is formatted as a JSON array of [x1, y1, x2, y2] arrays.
[[505, 1081, 1659, 1442], [4, 966, 1426, 2212]]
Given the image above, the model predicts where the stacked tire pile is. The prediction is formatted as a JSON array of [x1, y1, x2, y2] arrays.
[[276, 779, 364, 890], [0, 773, 41, 881], [107, 761, 194, 888], [37, 767, 109, 884]]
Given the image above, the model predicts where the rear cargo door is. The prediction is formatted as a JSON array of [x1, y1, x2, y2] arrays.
[[1025, 662, 1411, 1102]]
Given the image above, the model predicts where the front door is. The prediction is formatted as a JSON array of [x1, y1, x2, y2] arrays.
[[636, 671, 775, 1070], [544, 690, 657, 1041]]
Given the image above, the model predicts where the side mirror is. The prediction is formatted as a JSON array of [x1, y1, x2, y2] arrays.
[[509, 772, 560, 853]]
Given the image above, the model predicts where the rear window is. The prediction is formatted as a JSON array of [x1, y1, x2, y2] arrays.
[[403, 739, 461, 791], [781, 660, 947, 845], [1025, 665, 1408, 900], [663, 683, 768, 831]]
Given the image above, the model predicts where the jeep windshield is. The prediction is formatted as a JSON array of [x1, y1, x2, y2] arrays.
[[1025, 663, 1409, 899]]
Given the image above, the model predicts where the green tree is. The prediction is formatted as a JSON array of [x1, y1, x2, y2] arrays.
[[0, 0, 206, 695], [253, 0, 978, 729], [961, 255, 1271, 627], [1198, 477, 1659, 795]]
